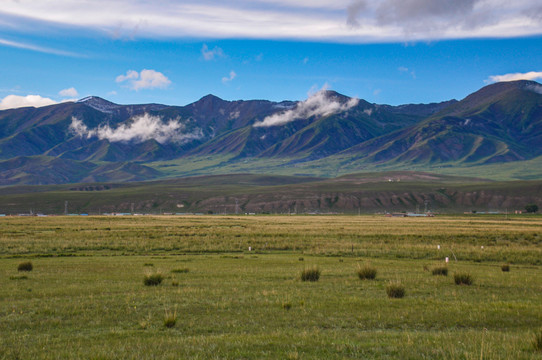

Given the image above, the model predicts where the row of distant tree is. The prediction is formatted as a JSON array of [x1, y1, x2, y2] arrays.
[[525, 204, 539, 213]]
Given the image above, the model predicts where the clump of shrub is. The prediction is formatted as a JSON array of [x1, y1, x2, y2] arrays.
[[143, 263, 154, 267], [300, 266, 320, 282], [356, 264, 377, 280], [533, 329, 542, 352], [17, 261, 33, 272], [282, 302, 292, 311], [431, 266, 448, 276], [143, 273, 164, 286], [164, 309, 177, 328], [298, 257, 304, 261], [501, 264, 510, 272], [386, 282, 405, 298], [454, 272, 473, 285], [171, 268, 189, 273]]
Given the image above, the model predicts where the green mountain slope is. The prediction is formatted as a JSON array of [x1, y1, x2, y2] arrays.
[[0, 81, 541, 185]]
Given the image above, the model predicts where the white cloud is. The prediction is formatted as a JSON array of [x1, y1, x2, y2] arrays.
[[398, 66, 416, 79], [222, 70, 237, 84], [115, 69, 171, 91], [486, 71, 542, 83], [201, 44, 225, 60], [1, 1, 541, 42], [69, 114, 203, 144], [253, 86, 359, 127], [116, 70, 139, 83], [0, 94, 57, 110], [59, 87, 78, 97]]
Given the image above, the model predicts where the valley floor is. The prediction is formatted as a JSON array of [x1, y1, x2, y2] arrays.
[[1, 215, 541, 359]]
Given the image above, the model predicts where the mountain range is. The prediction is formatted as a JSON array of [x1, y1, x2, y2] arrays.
[[1, 80, 541, 185]]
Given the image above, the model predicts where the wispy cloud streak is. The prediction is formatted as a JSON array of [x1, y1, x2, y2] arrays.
[[0, 38, 82, 57], [1, 1, 541, 42]]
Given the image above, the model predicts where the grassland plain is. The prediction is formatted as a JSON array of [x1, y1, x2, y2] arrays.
[[1, 215, 541, 359]]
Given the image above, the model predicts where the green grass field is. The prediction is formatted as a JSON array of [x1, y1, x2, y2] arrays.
[[1, 215, 541, 359]]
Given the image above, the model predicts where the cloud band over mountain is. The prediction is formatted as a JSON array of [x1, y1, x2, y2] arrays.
[[70, 114, 203, 144], [254, 89, 359, 127]]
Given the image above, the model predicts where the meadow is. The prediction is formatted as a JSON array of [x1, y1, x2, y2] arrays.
[[1, 215, 541, 359]]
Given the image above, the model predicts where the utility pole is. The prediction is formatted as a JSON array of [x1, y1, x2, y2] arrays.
[[64, 201, 68, 215]]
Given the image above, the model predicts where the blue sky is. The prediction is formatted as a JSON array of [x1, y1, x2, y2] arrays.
[[1, 0, 542, 109]]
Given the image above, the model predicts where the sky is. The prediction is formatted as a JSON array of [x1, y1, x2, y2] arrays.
[[1, 0, 542, 110]]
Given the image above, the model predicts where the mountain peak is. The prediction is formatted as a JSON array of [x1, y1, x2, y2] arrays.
[[319, 90, 351, 102], [77, 96, 117, 105], [77, 96, 121, 113], [469, 80, 542, 99], [196, 94, 225, 104]]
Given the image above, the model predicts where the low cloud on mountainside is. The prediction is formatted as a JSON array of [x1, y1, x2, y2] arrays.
[[254, 89, 359, 127], [70, 114, 203, 144]]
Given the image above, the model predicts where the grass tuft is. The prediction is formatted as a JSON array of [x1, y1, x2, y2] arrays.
[[164, 309, 177, 328], [356, 264, 377, 280], [533, 330, 542, 352], [282, 302, 292, 311], [501, 264, 510, 272], [300, 266, 320, 282], [454, 272, 473, 285], [17, 261, 33, 272], [431, 266, 448, 276], [143, 273, 164, 286], [171, 268, 189, 273], [10, 275, 28, 280], [386, 282, 405, 298]]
